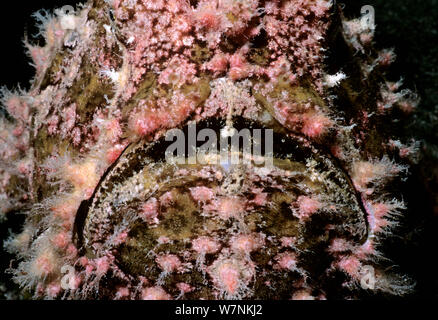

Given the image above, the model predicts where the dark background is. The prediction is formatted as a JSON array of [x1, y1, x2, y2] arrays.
[[0, 0, 437, 299]]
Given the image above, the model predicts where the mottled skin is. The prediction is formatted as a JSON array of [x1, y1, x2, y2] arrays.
[[76, 118, 367, 299]]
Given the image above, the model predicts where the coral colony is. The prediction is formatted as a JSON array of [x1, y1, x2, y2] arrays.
[[0, 0, 420, 300]]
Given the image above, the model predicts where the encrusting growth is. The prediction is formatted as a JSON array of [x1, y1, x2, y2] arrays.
[[0, 0, 420, 299]]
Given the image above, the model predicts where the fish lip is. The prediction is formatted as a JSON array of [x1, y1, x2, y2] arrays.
[[73, 116, 369, 252], [72, 142, 131, 252]]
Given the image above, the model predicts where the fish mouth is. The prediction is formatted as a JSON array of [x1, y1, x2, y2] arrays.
[[72, 116, 368, 299]]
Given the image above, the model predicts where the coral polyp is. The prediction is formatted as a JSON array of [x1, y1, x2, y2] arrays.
[[0, 0, 422, 299]]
